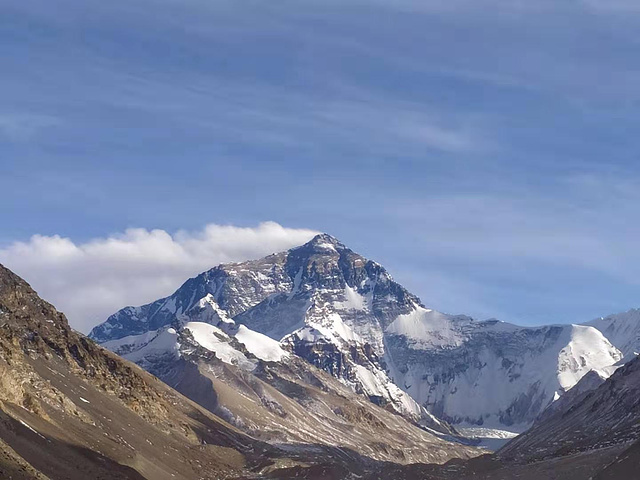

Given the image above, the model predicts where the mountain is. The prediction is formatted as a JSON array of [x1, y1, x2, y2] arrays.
[[385, 316, 620, 428], [498, 353, 640, 462], [0, 263, 481, 480], [100, 301, 479, 466], [586, 308, 640, 360], [91, 234, 625, 437], [91, 234, 449, 433], [361, 355, 640, 479], [0, 263, 286, 479], [534, 365, 617, 425], [494, 354, 640, 477]]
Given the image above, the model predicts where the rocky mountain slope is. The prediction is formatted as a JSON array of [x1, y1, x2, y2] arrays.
[[92, 234, 627, 436], [362, 355, 640, 479], [0, 263, 481, 479], [99, 294, 479, 465], [0, 263, 283, 479], [92, 234, 450, 432], [498, 354, 640, 463]]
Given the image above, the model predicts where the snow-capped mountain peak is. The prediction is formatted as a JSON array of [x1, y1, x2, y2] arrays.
[[91, 235, 634, 437], [294, 232, 345, 253], [586, 308, 640, 360]]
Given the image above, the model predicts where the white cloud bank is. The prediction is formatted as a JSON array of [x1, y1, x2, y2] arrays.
[[0, 222, 318, 333]]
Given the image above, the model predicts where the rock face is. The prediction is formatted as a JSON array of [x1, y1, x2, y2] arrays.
[[0, 263, 287, 479], [498, 354, 640, 465], [91, 234, 625, 433], [534, 368, 612, 424], [3, 263, 476, 479], [101, 320, 480, 466], [363, 357, 640, 479], [92, 234, 448, 432]]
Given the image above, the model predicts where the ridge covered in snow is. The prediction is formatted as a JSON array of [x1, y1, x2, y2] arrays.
[[104, 293, 290, 373], [586, 308, 640, 359], [499, 354, 640, 464], [91, 233, 636, 436]]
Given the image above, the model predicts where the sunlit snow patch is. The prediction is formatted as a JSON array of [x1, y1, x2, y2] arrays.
[[234, 325, 289, 362], [184, 322, 256, 370], [385, 305, 466, 348]]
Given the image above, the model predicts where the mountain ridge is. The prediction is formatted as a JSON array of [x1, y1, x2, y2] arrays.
[[0, 263, 280, 479], [0, 262, 484, 479], [98, 291, 479, 464], [91, 233, 635, 436]]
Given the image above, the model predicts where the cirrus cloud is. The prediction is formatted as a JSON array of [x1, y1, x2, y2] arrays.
[[0, 222, 318, 333]]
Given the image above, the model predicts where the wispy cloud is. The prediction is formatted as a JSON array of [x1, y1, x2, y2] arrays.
[[582, 0, 640, 13], [381, 171, 640, 288], [0, 113, 60, 142]]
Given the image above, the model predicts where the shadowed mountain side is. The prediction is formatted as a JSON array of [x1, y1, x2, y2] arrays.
[[361, 356, 640, 479], [0, 408, 145, 480], [594, 440, 640, 480], [0, 435, 51, 480], [357, 448, 625, 480], [498, 355, 640, 463], [257, 444, 629, 479]]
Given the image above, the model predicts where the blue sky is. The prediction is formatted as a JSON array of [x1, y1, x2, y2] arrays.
[[2, 0, 640, 331]]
